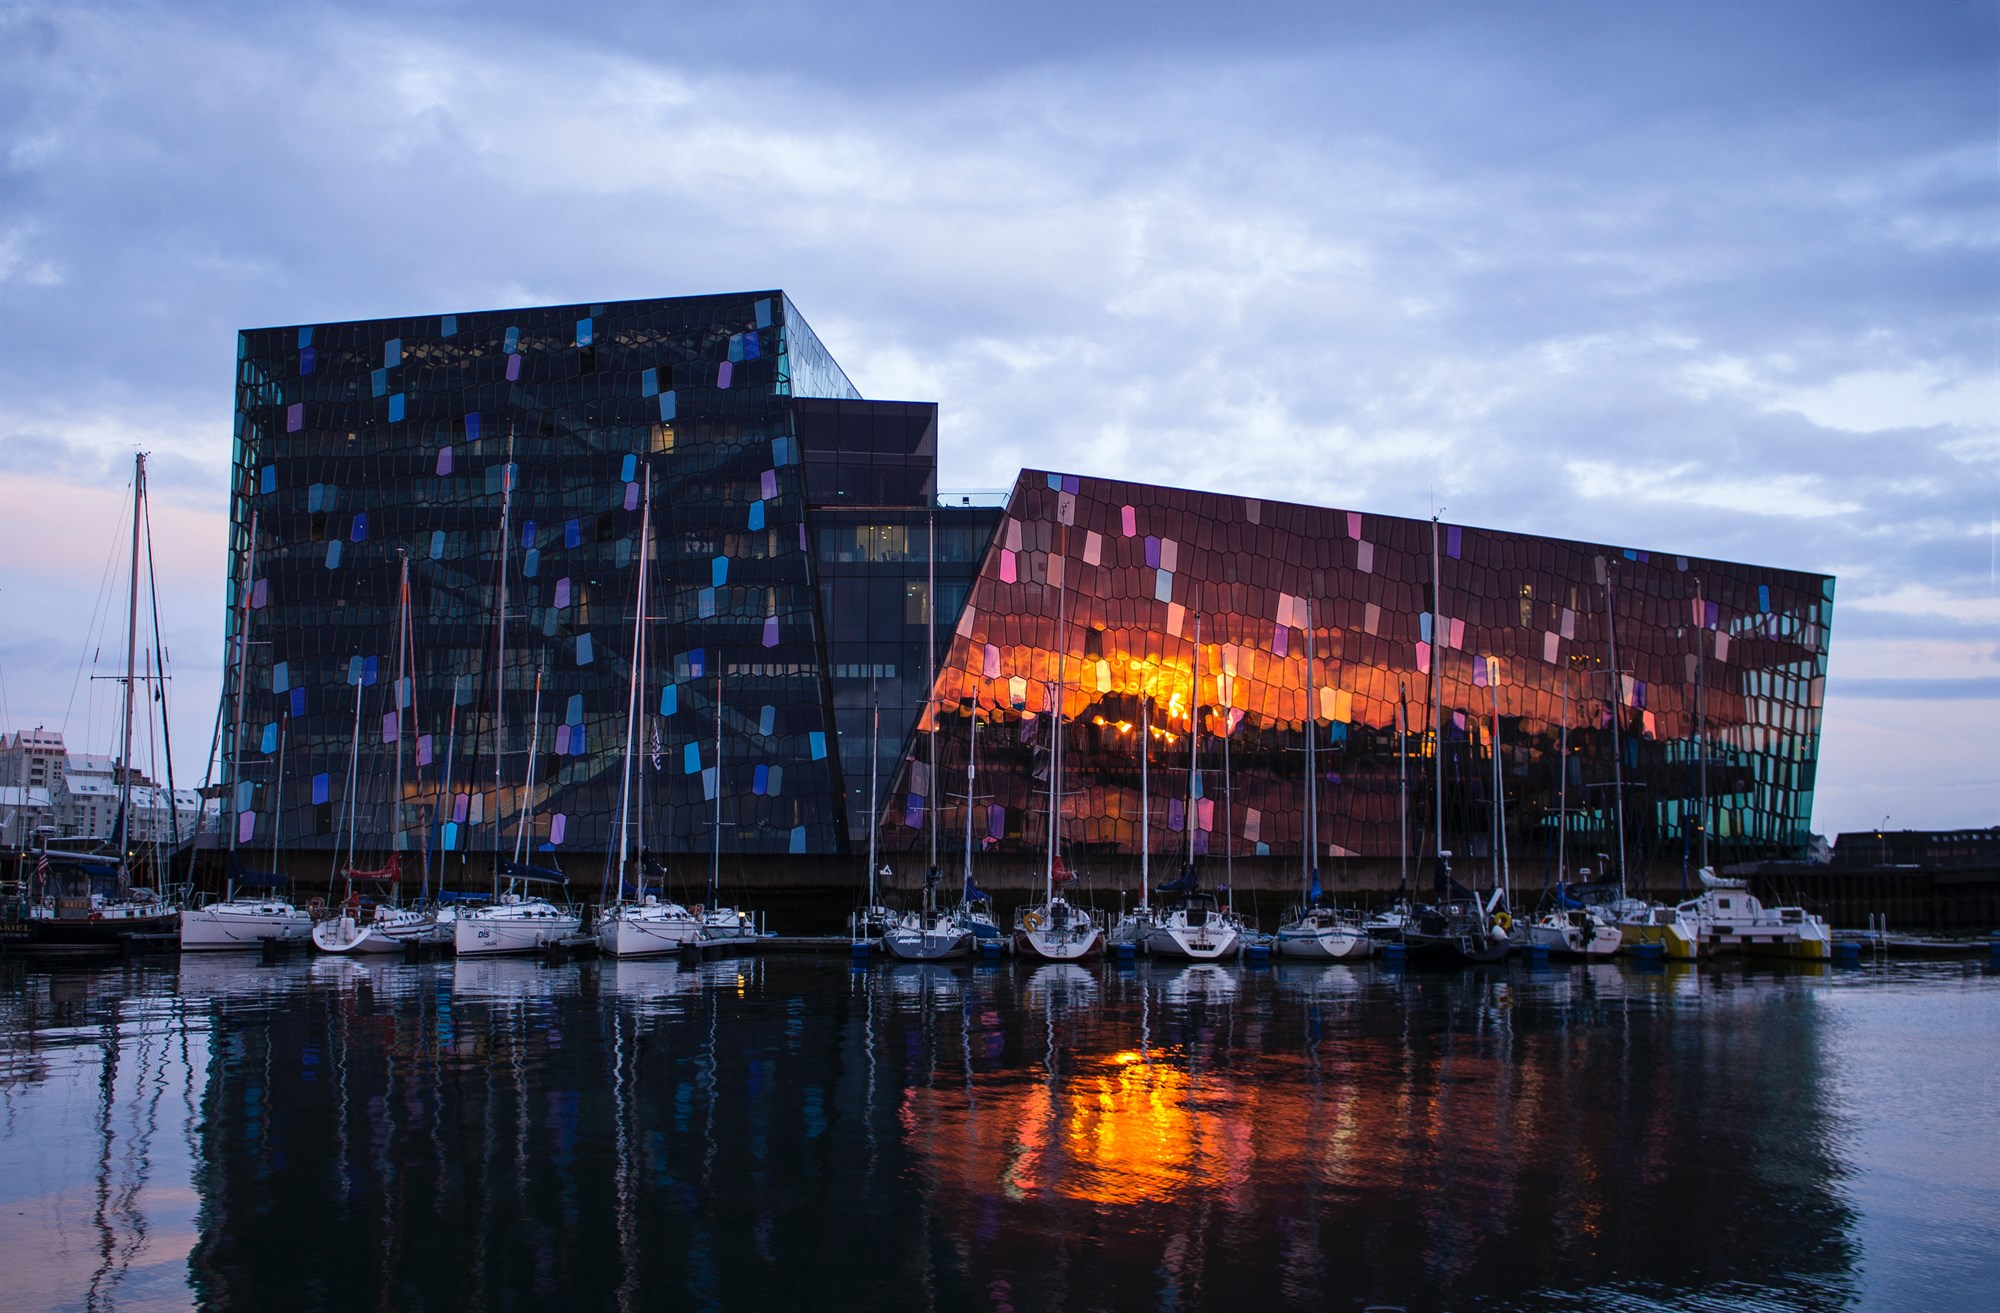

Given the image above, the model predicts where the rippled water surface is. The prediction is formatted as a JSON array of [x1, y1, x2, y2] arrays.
[[2, 953, 1995, 1312]]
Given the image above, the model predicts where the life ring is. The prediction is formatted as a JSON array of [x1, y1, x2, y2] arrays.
[[307, 897, 326, 916], [1022, 911, 1044, 932], [1493, 912, 1513, 933]]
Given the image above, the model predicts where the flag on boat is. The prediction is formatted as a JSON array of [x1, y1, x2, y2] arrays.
[[963, 874, 992, 902], [1052, 855, 1076, 885]]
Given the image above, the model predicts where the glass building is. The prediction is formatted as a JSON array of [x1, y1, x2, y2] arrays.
[[878, 472, 1833, 885], [227, 291, 995, 883], [226, 292, 1831, 893]]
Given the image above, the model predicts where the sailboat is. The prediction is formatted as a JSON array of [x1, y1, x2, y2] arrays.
[[1145, 616, 1243, 961], [849, 683, 898, 944], [183, 500, 312, 950], [455, 456, 582, 956], [314, 677, 402, 954], [1616, 582, 1707, 959], [1012, 499, 1103, 961], [1276, 600, 1372, 960], [1362, 684, 1416, 946], [1527, 677, 1622, 958], [951, 713, 1000, 945], [884, 698, 978, 960], [1107, 700, 1157, 954], [694, 668, 761, 942], [597, 466, 699, 957], [1402, 514, 1511, 965]]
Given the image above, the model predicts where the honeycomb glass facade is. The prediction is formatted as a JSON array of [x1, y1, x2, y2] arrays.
[[880, 472, 1834, 885], [226, 292, 992, 878]]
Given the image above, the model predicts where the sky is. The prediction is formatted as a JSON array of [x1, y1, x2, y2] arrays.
[[0, 0, 1993, 839]]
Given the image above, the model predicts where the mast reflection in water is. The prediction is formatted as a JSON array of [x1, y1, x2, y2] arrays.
[[3, 955, 1996, 1311]]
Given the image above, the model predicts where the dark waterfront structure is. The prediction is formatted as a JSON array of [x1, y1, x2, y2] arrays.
[[225, 291, 1832, 900]]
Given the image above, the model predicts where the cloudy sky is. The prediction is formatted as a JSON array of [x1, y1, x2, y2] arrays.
[[0, 0, 1993, 838]]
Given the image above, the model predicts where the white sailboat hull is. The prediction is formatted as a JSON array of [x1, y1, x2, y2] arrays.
[[179, 902, 313, 951], [598, 908, 699, 957], [312, 914, 402, 955], [1146, 923, 1241, 960], [454, 903, 581, 956], [1013, 925, 1103, 960], [1273, 924, 1372, 960]]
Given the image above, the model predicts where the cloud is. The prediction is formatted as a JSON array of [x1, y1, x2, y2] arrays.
[[0, 0, 1993, 834]]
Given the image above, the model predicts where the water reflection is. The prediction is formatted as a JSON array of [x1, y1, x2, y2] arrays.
[[3, 955, 1989, 1310]]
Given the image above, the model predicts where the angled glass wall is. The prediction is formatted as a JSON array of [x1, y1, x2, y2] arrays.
[[882, 471, 1834, 884]]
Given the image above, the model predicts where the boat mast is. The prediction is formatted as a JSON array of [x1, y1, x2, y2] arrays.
[[1429, 513, 1446, 897], [867, 679, 880, 912], [512, 664, 543, 865], [225, 503, 257, 892], [926, 504, 938, 884], [1139, 699, 1150, 909], [1303, 598, 1316, 906], [338, 676, 363, 890], [435, 682, 460, 898], [391, 551, 410, 903], [614, 467, 652, 904], [1187, 611, 1200, 872], [709, 664, 723, 909], [1397, 681, 1409, 903], [1695, 576, 1709, 880], [491, 432, 515, 895], [1557, 677, 1570, 885], [119, 453, 144, 886], [961, 714, 978, 895], [1604, 570, 1629, 903], [270, 712, 287, 876], [1045, 492, 1073, 906], [1490, 665, 1509, 907]]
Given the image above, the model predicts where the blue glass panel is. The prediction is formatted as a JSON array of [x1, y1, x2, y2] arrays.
[[566, 694, 583, 725], [1759, 585, 1771, 613], [621, 453, 637, 482], [312, 773, 329, 805], [297, 326, 313, 348], [641, 368, 658, 398], [429, 530, 445, 560], [350, 512, 367, 542], [687, 648, 705, 677], [711, 556, 728, 587], [771, 435, 797, 466], [683, 742, 701, 774], [758, 705, 775, 735], [660, 684, 677, 716], [388, 393, 404, 422], [741, 331, 760, 361], [809, 731, 827, 761], [659, 391, 676, 421], [325, 540, 341, 568], [466, 412, 480, 441], [273, 661, 289, 694], [308, 483, 324, 513], [290, 688, 306, 716], [1048, 473, 1064, 490], [727, 333, 743, 364], [364, 655, 379, 686], [575, 633, 594, 666], [371, 368, 387, 398], [767, 765, 782, 796], [441, 314, 456, 336], [261, 465, 276, 494], [1420, 613, 1433, 642], [755, 298, 772, 329], [789, 825, 806, 854], [753, 764, 769, 796], [698, 588, 716, 618], [565, 519, 580, 548], [576, 318, 593, 347], [523, 548, 539, 578], [441, 822, 458, 851], [504, 326, 519, 353], [522, 519, 537, 549], [299, 348, 315, 375], [260, 723, 277, 754], [748, 500, 764, 530]]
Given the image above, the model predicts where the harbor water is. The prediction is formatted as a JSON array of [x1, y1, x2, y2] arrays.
[[2, 954, 1994, 1311]]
